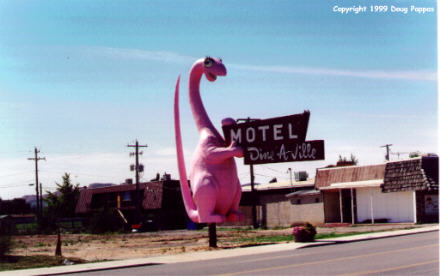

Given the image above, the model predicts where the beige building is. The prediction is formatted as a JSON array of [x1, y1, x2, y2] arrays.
[[229, 178, 324, 228]]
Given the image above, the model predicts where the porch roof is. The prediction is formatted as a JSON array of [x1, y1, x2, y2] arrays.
[[319, 179, 383, 190]]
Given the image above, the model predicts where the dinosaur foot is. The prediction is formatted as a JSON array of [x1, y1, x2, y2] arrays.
[[199, 214, 225, 224], [226, 210, 245, 222]]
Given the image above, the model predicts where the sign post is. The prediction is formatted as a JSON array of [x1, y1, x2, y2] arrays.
[[236, 117, 260, 229], [208, 223, 217, 247]]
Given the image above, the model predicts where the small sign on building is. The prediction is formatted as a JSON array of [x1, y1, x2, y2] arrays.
[[425, 195, 438, 215]]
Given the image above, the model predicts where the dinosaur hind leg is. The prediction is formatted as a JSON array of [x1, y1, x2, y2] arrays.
[[193, 180, 225, 224], [226, 184, 245, 222]]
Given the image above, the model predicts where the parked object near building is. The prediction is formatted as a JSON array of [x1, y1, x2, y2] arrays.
[[75, 178, 187, 230], [316, 155, 438, 224]]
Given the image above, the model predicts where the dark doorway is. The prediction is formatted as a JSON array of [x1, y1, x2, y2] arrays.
[[341, 189, 353, 223]]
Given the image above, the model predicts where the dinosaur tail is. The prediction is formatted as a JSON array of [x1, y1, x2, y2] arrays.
[[174, 75, 199, 223]]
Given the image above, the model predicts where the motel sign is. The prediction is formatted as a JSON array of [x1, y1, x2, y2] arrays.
[[222, 111, 325, 165]]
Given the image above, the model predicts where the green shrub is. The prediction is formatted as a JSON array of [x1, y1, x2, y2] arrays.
[[0, 236, 11, 260], [0, 218, 13, 259], [88, 208, 124, 234]]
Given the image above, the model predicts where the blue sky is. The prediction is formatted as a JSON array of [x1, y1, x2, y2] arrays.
[[0, 0, 437, 199]]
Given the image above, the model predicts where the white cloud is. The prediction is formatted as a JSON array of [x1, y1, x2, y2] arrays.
[[82, 47, 436, 82], [230, 64, 436, 82], [85, 47, 196, 64]]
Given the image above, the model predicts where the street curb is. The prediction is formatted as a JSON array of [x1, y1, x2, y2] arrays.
[[313, 226, 439, 244], [2, 226, 438, 276]]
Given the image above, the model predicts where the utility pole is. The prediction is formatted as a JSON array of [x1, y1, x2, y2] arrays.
[[28, 147, 45, 223], [249, 163, 258, 229], [127, 140, 148, 226], [381, 144, 393, 161], [287, 168, 293, 191], [237, 117, 259, 229], [39, 183, 43, 218]]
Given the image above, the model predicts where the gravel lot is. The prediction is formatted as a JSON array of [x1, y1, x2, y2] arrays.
[[10, 223, 426, 262]]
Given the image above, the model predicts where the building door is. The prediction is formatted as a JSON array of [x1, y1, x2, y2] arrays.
[[323, 191, 340, 223], [341, 189, 353, 223]]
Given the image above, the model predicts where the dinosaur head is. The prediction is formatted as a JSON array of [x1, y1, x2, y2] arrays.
[[202, 57, 227, 82]]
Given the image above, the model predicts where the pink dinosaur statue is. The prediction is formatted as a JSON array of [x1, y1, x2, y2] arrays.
[[174, 57, 244, 224]]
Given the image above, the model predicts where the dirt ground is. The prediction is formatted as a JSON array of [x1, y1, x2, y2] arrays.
[[10, 223, 425, 262]]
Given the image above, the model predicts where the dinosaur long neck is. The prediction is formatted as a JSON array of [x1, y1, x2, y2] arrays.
[[189, 64, 217, 134]]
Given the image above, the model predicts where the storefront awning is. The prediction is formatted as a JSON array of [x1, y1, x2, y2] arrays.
[[319, 179, 383, 190]]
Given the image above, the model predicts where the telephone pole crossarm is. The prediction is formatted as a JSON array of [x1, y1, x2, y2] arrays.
[[381, 144, 393, 161]]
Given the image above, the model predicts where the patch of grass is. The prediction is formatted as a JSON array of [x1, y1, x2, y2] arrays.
[[63, 239, 76, 246], [232, 229, 411, 244], [315, 232, 370, 239], [232, 235, 293, 244], [0, 255, 87, 271], [201, 226, 255, 232], [16, 241, 27, 249], [315, 227, 416, 240], [269, 226, 290, 230], [35, 242, 46, 247], [15, 223, 38, 234]]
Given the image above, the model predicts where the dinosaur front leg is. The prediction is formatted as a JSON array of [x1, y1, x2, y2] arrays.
[[205, 141, 243, 164]]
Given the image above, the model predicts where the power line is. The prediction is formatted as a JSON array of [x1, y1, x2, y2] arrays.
[[261, 165, 283, 174], [0, 171, 31, 178], [238, 171, 251, 177], [0, 184, 34, 189], [38, 169, 116, 179], [254, 173, 273, 178]]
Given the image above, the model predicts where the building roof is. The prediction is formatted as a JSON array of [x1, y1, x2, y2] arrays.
[[315, 156, 439, 193], [75, 181, 164, 214], [242, 178, 315, 192], [315, 164, 386, 189], [319, 179, 382, 191], [286, 189, 320, 198], [382, 156, 439, 192]]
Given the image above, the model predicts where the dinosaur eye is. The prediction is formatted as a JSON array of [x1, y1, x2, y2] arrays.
[[204, 57, 213, 68]]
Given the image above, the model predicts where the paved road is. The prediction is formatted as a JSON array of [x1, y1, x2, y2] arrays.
[[65, 231, 438, 276]]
